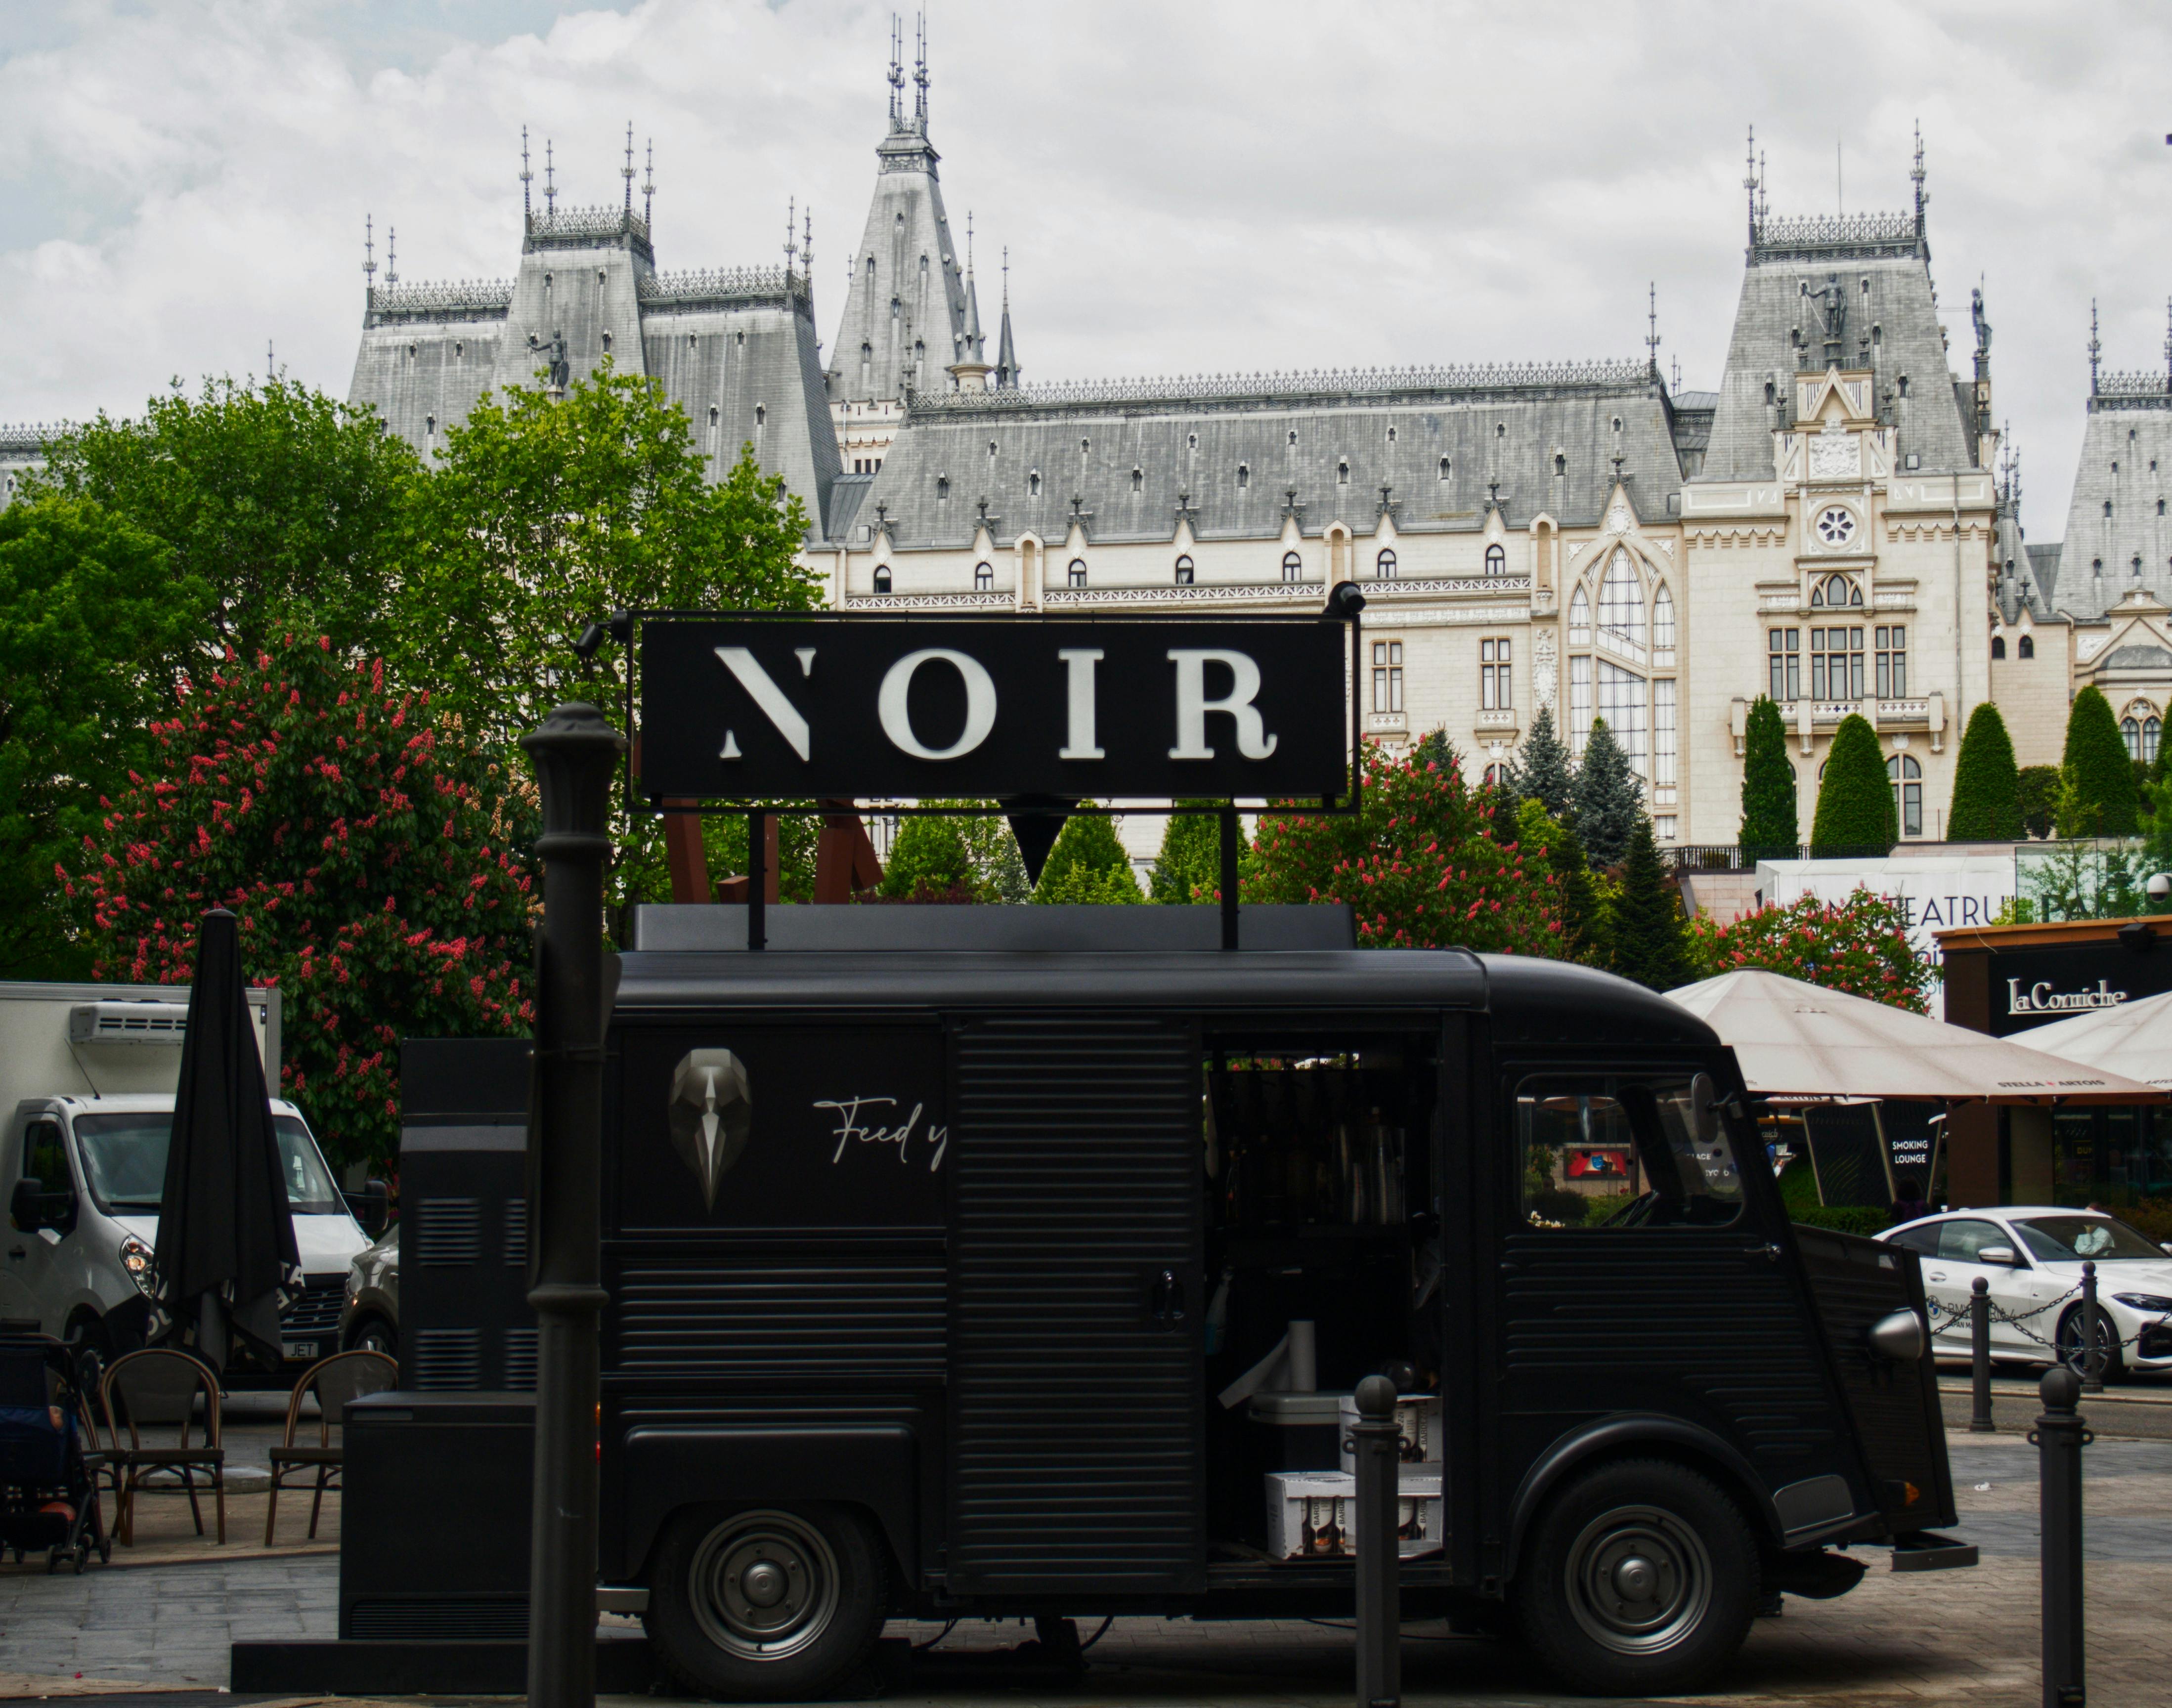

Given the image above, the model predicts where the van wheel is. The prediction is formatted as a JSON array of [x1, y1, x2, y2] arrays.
[[64, 1321, 112, 1407], [346, 1316, 396, 1361], [1513, 1459, 1755, 1696], [644, 1503, 884, 1701]]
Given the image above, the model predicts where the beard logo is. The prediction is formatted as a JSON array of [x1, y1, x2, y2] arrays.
[[667, 1049, 752, 1212]]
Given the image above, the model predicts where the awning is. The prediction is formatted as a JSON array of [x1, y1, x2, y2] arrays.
[[2008, 988, 2172, 1090], [1664, 968, 2167, 1106]]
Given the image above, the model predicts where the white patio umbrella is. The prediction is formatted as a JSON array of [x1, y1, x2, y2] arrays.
[[1664, 968, 2166, 1105], [2008, 988, 2172, 1090]]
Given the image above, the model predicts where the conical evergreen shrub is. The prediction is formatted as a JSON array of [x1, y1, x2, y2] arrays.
[[2058, 685, 2141, 836], [1573, 718, 1642, 867], [1032, 805, 1143, 902], [1514, 704, 1575, 822], [1738, 695, 1798, 856], [1947, 702, 2022, 841], [1607, 817, 1694, 991], [1810, 714, 1896, 854], [1150, 804, 1221, 903]]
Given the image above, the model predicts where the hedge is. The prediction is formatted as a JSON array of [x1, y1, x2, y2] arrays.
[[1790, 1205, 1893, 1238]]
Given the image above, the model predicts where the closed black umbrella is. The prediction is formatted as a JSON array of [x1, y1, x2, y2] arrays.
[[149, 908, 299, 1370]]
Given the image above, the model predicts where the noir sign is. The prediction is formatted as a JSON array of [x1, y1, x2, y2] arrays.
[[638, 616, 1350, 801]]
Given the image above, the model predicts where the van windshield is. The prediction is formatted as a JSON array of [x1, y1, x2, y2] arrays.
[[72, 1113, 344, 1215]]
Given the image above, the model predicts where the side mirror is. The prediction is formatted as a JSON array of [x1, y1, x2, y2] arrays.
[[1868, 1307, 1927, 1362], [344, 1180, 391, 1238], [9, 1178, 43, 1233], [1976, 1244, 2019, 1268]]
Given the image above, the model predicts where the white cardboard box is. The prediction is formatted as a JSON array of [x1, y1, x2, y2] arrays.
[[1266, 1469, 1444, 1561], [1336, 1394, 1441, 1473]]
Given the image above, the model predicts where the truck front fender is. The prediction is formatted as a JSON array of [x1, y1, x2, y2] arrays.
[[620, 1424, 917, 1590]]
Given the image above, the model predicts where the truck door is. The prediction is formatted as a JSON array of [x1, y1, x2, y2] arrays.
[[946, 1015, 1204, 1596], [2, 1114, 73, 1334]]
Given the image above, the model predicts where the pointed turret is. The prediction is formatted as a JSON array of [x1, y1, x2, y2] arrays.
[[947, 213, 990, 390], [994, 246, 1020, 389]]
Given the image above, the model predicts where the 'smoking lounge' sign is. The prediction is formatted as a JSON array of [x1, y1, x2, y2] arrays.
[[637, 616, 1351, 802]]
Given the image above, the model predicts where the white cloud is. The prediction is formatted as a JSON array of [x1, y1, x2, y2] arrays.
[[0, 0, 2166, 540]]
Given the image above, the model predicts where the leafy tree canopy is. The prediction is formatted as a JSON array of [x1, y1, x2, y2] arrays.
[[2058, 685, 2141, 837], [0, 497, 214, 978], [1738, 694, 1798, 854], [1519, 798, 1604, 964], [1687, 889, 1932, 1014], [23, 376, 422, 656], [1572, 718, 1642, 867], [2017, 765, 2061, 840], [1947, 701, 2022, 841], [1810, 713, 1895, 853]]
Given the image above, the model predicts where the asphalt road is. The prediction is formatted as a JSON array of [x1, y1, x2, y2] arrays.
[[1937, 1365, 2172, 1440]]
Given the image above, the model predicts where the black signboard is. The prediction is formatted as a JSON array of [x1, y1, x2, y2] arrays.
[[1983, 942, 2172, 1037], [637, 615, 1350, 802]]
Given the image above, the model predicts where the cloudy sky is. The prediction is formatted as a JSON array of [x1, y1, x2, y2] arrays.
[[1, 0, 2167, 538]]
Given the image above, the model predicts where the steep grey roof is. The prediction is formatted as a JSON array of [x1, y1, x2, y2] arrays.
[[839, 362, 1682, 549], [1994, 510, 2059, 624], [2051, 373, 2172, 620], [824, 110, 970, 404], [1698, 209, 1971, 482], [827, 470, 874, 540], [2027, 542, 2064, 611]]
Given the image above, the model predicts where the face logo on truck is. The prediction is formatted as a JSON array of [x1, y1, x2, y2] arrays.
[[668, 1049, 752, 1211]]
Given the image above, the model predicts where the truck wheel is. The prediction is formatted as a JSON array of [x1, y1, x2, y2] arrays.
[[644, 1503, 885, 1701], [1513, 1459, 1756, 1696]]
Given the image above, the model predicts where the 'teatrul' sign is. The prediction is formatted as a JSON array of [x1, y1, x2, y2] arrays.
[[638, 617, 1350, 801]]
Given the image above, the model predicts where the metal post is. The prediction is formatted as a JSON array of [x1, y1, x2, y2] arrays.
[[746, 810, 767, 952], [1351, 1373, 1400, 1708], [1218, 807, 1240, 951], [2034, 1365, 2087, 1708], [1970, 1276, 1996, 1432], [2079, 1260, 2105, 1394], [520, 703, 624, 1708]]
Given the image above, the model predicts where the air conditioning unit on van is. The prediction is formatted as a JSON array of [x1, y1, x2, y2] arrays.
[[67, 1001, 190, 1047]]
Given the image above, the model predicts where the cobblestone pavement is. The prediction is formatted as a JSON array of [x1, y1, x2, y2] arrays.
[[0, 1435, 2164, 1705]]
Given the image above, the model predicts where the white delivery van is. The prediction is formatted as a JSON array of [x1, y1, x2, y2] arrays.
[[0, 982, 374, 1388]]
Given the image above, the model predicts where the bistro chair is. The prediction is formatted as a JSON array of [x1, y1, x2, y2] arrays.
[[99, 1348, 224, 1546], [265, 1349, 397, 1545]]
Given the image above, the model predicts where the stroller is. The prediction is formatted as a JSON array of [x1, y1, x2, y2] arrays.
[[0, 1334, 107, 1573]]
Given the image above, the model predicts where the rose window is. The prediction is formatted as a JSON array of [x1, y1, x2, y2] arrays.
[[1815, 507, 1857, 548]]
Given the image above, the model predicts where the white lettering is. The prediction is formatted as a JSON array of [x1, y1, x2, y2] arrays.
[[715, 646, 812, 762], [1167, 648, 1279, 761], [813, 1095, 949, 1172], [1057, 648, 1105, 760], [878, 648, 998, 761], [2006, 977, 2131, 1016]]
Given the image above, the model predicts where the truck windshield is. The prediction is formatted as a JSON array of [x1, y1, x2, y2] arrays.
[[72, 1113, 344, 1215]]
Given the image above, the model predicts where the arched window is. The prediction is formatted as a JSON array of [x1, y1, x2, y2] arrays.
[[1282, 551, 1303, 583], [1991, 636, 2007, 659], [2125, 717, 2143, 761], [1029, 471, 1041, 497], [1484, 542, 1506, 576], [873, 566, 892, 595], [1653, 584, 1676, 650], [1888, 754, 1923, 838], [974, 561, 993, 591], [1568, 585, 1592, 642], [1598, 548, 1645, 650], [1068, 559, 1088, 588], [2148, 717, 2163, 765], [1438, 456, 1450, 481], [1174, 555, 1195, 586], [1483, 763, 1507, 790], [1237, 464, 1250, 489], [1376, 549, 1397, 580], [1810, 574, 1861, 608], [2019, 635, 2036, 659]]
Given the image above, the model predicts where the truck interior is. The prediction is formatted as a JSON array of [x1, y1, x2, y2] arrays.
[[1198, 1025, 1442, 1567]]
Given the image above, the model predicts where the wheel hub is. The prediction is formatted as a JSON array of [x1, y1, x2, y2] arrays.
[[1564, 1504, 1713, 1656], [688, 1510, 841, 1661]]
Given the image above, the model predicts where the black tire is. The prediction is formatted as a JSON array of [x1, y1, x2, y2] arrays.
[[1512, 1458, 1757, 1696], [2056, 1308, 2125, 1382], [347, 1315, 397, 1361], [64, 1318, 113, 1409], [643, 1503, 886, 1701]]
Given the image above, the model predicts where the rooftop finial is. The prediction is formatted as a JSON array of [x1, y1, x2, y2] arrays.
[[1911, 120, 1927, 233], [887, 14, 905, 128], [966, 208, 974, 275], [802, 207, 813, 284], [1671, 352, 1682, 391], [520, 126, 532, 221], [386, 224, 397, 289], [267, 339, 275, 379], [1744, 125, 1758, 243], [2163, 295, 2171, 392], [1001, 244, 1009, 307], [643, 138, 654, 235], [2089, 298, 2102, 395], [1646, 280, 1660, 374], [623, 122, 636, 214], [914, 8, 929, 130], [362, 213, 376, 293], [785, 196, 797, 269], [1758, 150, 1768, 222], [544, 138, 556, 216]]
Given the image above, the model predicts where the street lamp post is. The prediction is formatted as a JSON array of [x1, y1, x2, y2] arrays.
[[521, 702, 625, 1708]]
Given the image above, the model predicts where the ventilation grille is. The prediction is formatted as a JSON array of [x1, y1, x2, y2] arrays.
[[409, 1327, 479, 1390], [948, 1017, 1203, 1594], [415, 1197, 481, 1265], [503, 1198, 528, 1268], [348, 1597, 526, 1639], [279, 1275, 347, 1338], [503, 1327, 538, 1392]]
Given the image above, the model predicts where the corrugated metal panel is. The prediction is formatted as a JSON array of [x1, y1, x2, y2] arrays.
[[609, 1248, 946, 1379], [948, 1017, 1203, 1594], [410, 1327, 480, 1390], [414, 1197, 481, 1265]]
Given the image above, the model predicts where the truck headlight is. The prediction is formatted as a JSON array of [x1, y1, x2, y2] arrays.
[[2113, 1293, 2172, 1313], [118, 1235, 157, 1299]]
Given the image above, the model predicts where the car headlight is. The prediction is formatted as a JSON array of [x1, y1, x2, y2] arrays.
[[118, 1235, 157, 1300], [2112, 1293, 2172, 1313]]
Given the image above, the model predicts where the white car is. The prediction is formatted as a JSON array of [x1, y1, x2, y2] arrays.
[[1879, 1206, 2172, 1379]]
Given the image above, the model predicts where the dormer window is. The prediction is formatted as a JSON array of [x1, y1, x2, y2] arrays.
[[601, 332, 611, 352], [1131, 467, 1143, 493], [1376, 549, 1397, 581], [2105, 500, 2114, 518], [1484, 543, 1506, 576], [1438, 457, 1450, 481], [1992, 636, 2006, 659], [873, 566, 893, 595], [2019, 635, 2036, 658], [1080, 438, 1090, 456], [1387, 426, 1397, 444], [1553, 453, 1566, 476], [1029, 470, 1041, 497], [936, 474, 950, 500], [1899, 375, 1910, 397], [975, 562, 993, 590], [1282, 551, 1302, 583], [1237, 464, 1250, 489], [709, 405, 719, 426], [1174, 555, 1195, 586], [1338, 459, 1349, 484], [1068, 559, 1087, 588], [1187, 433, 1198, 450], [754, 404, 765, 427], [1288, 430, 1298, 447]]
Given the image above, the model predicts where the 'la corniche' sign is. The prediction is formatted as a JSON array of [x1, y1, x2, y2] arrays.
[[638, 617, 1350, 800], [2007, 978, 2129, 1018]]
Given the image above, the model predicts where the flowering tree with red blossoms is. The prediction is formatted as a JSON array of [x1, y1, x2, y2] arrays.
[[1686, 889, 1932, 1014], [65, 636, 537, 1170], [1244, 742, 1564, 952]]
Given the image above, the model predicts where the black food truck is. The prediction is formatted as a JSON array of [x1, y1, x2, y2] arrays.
[[438, 916, 1958, 1701]]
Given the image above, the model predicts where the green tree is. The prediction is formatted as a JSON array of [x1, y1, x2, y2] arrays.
[[1032, 806, 1143, 902], [1738, 695, 1798, 855], [1519, 798, 1603, 964], [2017, 765, 2061, 840], [1810, 714, 1895, 853], [396, 361, 821, 753], [23, 376, 421, 656], [1513, 703, 1575, 822], [2057, 685, 2141, 837], [1150, 804, 1222, 903], [1946, 701, 2023, 841], [0, 498, 215, 979], [1607, 817, 1694, 991], [65, 637, 536, 1169], [1572, 718, 1642, 867], [1688, 890, 1932, 1013], [877, 815, 977, 900]]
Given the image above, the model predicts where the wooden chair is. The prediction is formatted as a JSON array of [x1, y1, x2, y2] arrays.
[[99, 1348, 224, 1545], [265, 1349, 397, 1544]]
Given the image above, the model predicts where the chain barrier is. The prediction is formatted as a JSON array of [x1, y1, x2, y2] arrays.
[[1923, 1281, 2136, 1359]]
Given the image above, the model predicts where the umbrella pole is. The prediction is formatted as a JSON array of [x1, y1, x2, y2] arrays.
[[521, 703, 625, 1708]]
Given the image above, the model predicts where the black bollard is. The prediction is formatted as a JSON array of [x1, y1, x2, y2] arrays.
[[1351, 1374, 1401, 1708], [2034, 1365, 2088, 1708], [1970, 1277, 1996, 1433], [2079, 1260, 2105, 1395], [521, 703, 625, 1708]]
